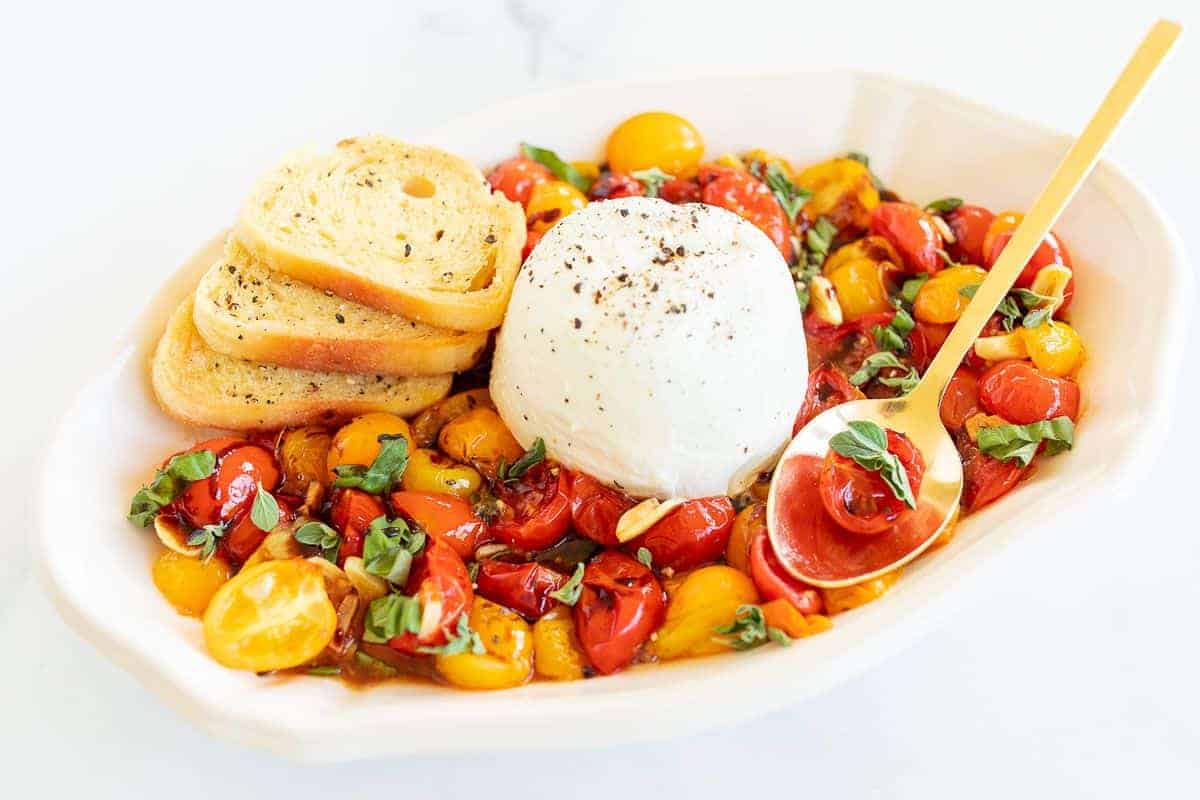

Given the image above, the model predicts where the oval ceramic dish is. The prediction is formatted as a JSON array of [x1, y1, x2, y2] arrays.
[[36, 70, 1191, 761]]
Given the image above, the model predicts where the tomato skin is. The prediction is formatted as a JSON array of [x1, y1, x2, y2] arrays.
[[589, 172, 645, 201], [940, 367, 981, 432], [522, 228, 543, 261], [957, 432, 1028, 512], [869, 202, 944, 275], [474, 561, 568, 619], [659, 178, 701, 204], [569, 472, 635, 547], [794, 365, 865, 435], [490, 466, 572, 551], [943, 204, 994, 265], [389, 490, 485, 561], [177, 441, 280, 529], [222, 496, 297, 565], [978, 361, 1080, 425], [487, 156, 553, 206], [329, 489, 386, 561], [630, 497, 735, 572], [389, 536, 474, 655], [698, 165, 792, 262], [818, 430, 925, 535], [748, 530, 823, 614], [982, 213, 1075, 312], [574, 551, 666, 675]]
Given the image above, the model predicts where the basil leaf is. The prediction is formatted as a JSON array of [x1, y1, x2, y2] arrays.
[[496, 437, 546, 484], [635, 547, 653, 568], [1013, 288, 1055, 308], [976, 417, 1075, 467], [417, 615, 485, 656], [168, 450, 219, 481], [900, 274, 930, 305], [631, 167, 673, 198], [996, 295, 1022, 331], [828, 420, 917, 509], [762, 163, 811, 222], [849, 352, 918, 394], [186, 523, 226, 561], [890, 307, 915, 336], [362, 593, 422, 644], [127, 449, 217, 527], [549, 563, 585, 606], [805, 216, 838, 257], [958, 283, 981, 299], [250, 483, 281, 532], [307, 666, 341, 676], [362, 516, 424, 584], [925, 197, 963, 214], [331, 434, 409, 494], [844, 151, 885, 191], [1022, 305, 1055, 329], [873, 308, 915, 354], [713, 604, 790, 651], [293, 520, 342, 563], [520, 143, 591, 193], [767, 626, 793, 647]]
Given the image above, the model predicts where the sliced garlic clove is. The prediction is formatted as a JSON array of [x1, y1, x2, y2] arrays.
[[1030, 263, 1073, 312], [154, 515, 202, 557], [974, 331, 1028, 362], [809, 275, 844, 326], [615, 497, 686, 544], [344, 556, 388, 603]]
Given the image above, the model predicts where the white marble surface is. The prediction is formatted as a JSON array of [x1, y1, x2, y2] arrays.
[[2, 0, 1198, 795]]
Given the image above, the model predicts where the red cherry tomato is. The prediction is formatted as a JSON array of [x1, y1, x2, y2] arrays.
[[389, 491, 485, 561], [963, 314, 1009, 373], [629, 497, 735, 571], [698, 165, 792, 262], [222, 496, 297, 565], [939, 367, 981, 432], [983, 214, 1075, 311], [574, 551, 665, 674], [869, 202, 944, 275], [659, 178, 701, 204], [794, 365, 865, 435], [748, 530, 823, 614], [818, 430, 925, 535], [330, 488, 386, 561], [957, 433, 1028, 512], [487, 156, 553, 206], [177, 441, 279, 529], [589, 172, 645, 201], [943, 204, 994, 265], [978, 361, 1080, 425], [490, 465, 572, 551], [569, 472, 635, 547], [474, 560, 568, 619], [388, 536, 473, 655]]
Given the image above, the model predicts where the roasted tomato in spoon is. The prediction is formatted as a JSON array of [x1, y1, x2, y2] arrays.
[[818, 429, 925, 535]]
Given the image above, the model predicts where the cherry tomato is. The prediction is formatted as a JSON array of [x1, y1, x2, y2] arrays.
[[659, 178, 701, 204], [982, 211, 1075, 311], [978, 361, 1080, 425], [963, 314, 1009, 373], [943, 204, 995, 265], [869, 202, 944, 274], [177, 441, 280, 529], [606, 111, 704, 179], [389, 490, 486, 560], [222, 496, 298, 565], [490, 465, 572, 551], [957, 432, 1028, 512], [940, 367, 981, 432], [487, 156, 552, 206], [698, 165, 792, 262], [818, 430, 925, 535], [794, 365, 865, 435], [526, 180, 588, 233], [522, 228, 543, 261], [630, 497, 735, 571], [569, 471, 635, 547], [748, 530, 823, 614], [589, 172, 645, 201], [388, 536, 473, 655], [574, 551, 666, 674], [474, 560, 568, 619], [329, 488, 386, 561]]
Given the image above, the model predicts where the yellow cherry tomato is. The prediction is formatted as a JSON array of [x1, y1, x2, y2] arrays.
[[825, 257, 893, 321], [436, 597, 533, 690], [203, 559, 337, 672], [605, 111, 705, 179], [727, 504, 764, 575], [532, 605, 588, 681], [913, 265, 988, 324], [400, 447, 483, 499], [278, 426, 332, 495], [411, 388, 496, 448], [741, 148, 795, 180], [650, 566, 760, 661], [1019, 320, 1085, 377], [760, 599, 833, 639], [526, 180, 588, 233], [571, 160, 600, 182], [822, 570, 901, 615], [796, 157, 880, 232], [152, 551, 231, 617], [327, 412, 413, 482], [437, 407, 524, 478], [822, 236, 902, 276]]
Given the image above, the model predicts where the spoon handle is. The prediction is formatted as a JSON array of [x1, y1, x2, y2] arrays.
[[911, 18, 1181, 410]]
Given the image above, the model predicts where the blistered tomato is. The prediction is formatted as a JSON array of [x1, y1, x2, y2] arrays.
[[574, 551, 665, 674], [697, 165, 792, 262], [977, 361, 1080, 424], [818, 430, 925, 535], [327, 413, 412, 482], [526, 180, 588, 233], [589, 172, 645, 201], [943, 204, 995, 265], [605, 111, 704, 179], [435, 597, 533, 690], [389, 490, 486, 560], [490, 465, 572, 551], [474, 560, 569, 619], [793, 366, 865, 435], [329, 488, 385, 561], [388, 536, 473, 655], [568, 472, 635, 547], [869, 202, 945, 274], [630, 497, 735, 572], [748, 530, 823, 614], [487, 156, 553, 205]]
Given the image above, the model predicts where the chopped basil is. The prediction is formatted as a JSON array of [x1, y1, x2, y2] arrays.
[[900, 274, 930, 305], [549, 562, 585, 606], [849, 352, 919, 394], [873, 307, 915, 354], [844, 151, 885, 191], [1022, 305, 1055, 329], [631, 167, 674, 198], [496, 437, 546, 484], [331, 434, 410, 494], [127, 449, 217, 527], [958, 283, 980, 299], [762, 162, 811, 222], [362, 515, 426, 584], [307, 666, 342, 676], [805, 216, 838, 258], [791, 261, 821, 312], [250, 483, 281, 532], [828, 420, 916, 508], [713, 604, 791, 650], [635, 547, 653, 569], [520, 143, 591, 193], [362, 593, 422, 644], [417, 615, 486, 656], [186, 523, 226, 561], [977, 416, 1075, 466], [1012, 288, 1055, 307], [925, 197, 963, 214], [294, 520, 342, 563]]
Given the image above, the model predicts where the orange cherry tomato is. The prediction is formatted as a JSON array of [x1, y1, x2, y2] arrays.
[[869, 202, 944, 275], [818, 430, 925, 535], [698, 165, 792, 262], [939, 367, 981, 432], [982, 211, 1076, 311], [474, 560, 569, 619], [589, 172, 645, 201], [978, 361, 1080, 425], [629, 497, 735, 572], [388, 536, 473, 655], [957, 432, 1028, 512], [490, 465, 572, 551], [329, 488, 386, 561], [389, 490, 486, 560], [569, 472, 636, 547], [659, 178, 701, 204], [487, 156, 552, 206], [793, 365, 866, 435], [748, 530, 823, 614], [574, 551, 666, 674], [943, 204, 995, 265]]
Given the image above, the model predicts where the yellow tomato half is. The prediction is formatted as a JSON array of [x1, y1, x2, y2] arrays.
[[152, 551, 231, 617], [532, 605, 588, 681], [526, 181, 588, 233], [650, 566, 759, 660], [436, 597, 533, 690]]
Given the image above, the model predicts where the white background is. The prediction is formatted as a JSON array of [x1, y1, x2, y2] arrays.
[[3, 1, 1198, 795]]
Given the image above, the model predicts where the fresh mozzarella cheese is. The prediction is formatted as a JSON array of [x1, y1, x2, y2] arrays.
[[490, 197, 808, 499]]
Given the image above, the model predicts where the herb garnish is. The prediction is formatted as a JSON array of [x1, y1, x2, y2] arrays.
[[714, 605, 792, 650], [294, 520, 343, 563], [362, 593, 422, 644], [759, 162, 811, 222], [844, 151, 885, 191], [873, 307, 915, 354], [250, 482, 280, 531], [805, 216, 838, 259], [549, 563, 586, 606], [127, 449, 217, 526], [496, 437, 546, 484], [520, 143, 591, 193], [828, 420, 916, 508], [900, 274, 930, 306], [186, 523, 227, 561], [331, 434, 410, 494], [959, 284, 1058, 331], [631, 167, 674, 198], [418, 615, 486, 656], [925, 197, 963, 214], [849, 352, 920, 394], [635, 547, 653, 569], [362, 515, 426, 584], [976, 417, 1075, 466]]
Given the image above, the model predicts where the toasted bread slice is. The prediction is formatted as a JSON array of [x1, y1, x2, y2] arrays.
[[193, 239, 488, 376], [234, 136, 525, 332], [152, 298, 452, 430]]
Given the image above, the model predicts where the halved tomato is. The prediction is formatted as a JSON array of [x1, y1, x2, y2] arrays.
[[388, 536, 474, 655], [330, 489, 386, 561], [748, 529, 823, 614], [818, 430, 925, 535]]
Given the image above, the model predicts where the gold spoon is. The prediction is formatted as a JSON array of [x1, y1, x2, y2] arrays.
[[767, 19, 1181, 589]]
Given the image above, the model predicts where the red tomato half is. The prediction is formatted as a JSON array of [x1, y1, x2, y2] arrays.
[[818, 430, 925, 535], [869, 202, 944, 275], [389, 536, 473, 655], [574, 551, 665, 674], [490, 465, 572, 551], [629, 497, 735, 571], [957, 432, 1028, 512], [389, 491, 485, 561], [659, 178, 701, 204], [474, 560, 568, 619], [939, 367, 981, 432], [487, 156, 552, 206], [748, 530, 823, 614], [589, 172, 645, 201], [330, 489, 386, 561], [794, 365, 865, 435], [698, 165, 792, 262], [177, 441, 280, 529], [569, 472, 635, 547], [943, 204, 994, 265], [978, 361, 1080, 425], [222, 496, 297, 566]]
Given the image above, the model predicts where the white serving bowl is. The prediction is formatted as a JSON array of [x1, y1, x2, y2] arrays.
[[36, 71, 1191, 761]]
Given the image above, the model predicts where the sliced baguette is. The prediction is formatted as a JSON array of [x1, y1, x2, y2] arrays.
[[235, 136, 525, 332], [193, 238, 488, 376], [152, 298, 452, 430]]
